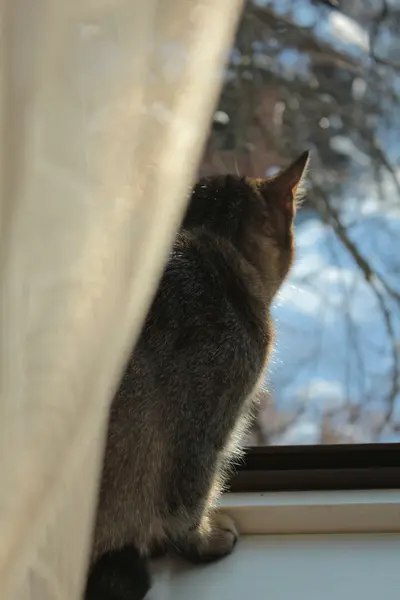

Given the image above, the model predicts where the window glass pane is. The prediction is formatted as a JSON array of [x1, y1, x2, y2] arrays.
[[201, 0, 400, 446]]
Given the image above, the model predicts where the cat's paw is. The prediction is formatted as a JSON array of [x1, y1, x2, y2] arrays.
[[204, 512, 238, 560], [181, 512, 238, 564]]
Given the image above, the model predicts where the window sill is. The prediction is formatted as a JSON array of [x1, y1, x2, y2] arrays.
[[148, 490, 400, 600]]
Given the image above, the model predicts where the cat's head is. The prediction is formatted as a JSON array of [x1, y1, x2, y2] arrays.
[[184, 151, 309, 297]]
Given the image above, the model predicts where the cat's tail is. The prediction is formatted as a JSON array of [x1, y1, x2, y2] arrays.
[[84, 544, 150, 600]]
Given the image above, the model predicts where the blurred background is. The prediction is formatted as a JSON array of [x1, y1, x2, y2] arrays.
[[199, 0, 400, 445]]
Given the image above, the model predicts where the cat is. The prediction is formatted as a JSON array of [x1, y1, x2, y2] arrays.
[[84, 151, 309, 600]]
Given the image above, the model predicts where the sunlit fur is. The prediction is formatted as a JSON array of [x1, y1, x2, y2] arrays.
[[86, 153, 309, 600]]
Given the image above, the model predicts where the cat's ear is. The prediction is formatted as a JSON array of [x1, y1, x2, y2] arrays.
[[264, 150, 310, 216]]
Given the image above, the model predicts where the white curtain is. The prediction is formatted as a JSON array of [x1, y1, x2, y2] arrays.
[[0, 1, 242, 598]]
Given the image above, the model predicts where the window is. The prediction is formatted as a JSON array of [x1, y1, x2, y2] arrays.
[[201, 1, 400, 458], [199, 0, 400, 494]]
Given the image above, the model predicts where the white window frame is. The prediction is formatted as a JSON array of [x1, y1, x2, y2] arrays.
[[219, 490, 400, 535]]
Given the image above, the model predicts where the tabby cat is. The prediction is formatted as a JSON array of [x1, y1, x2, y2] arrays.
[[85, 151, 309, 600]]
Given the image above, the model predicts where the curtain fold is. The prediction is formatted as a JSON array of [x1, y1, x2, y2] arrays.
[[0, 1, 242, 597]]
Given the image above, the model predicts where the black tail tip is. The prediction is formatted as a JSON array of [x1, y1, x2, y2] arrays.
[[85, 545, 150, 600]]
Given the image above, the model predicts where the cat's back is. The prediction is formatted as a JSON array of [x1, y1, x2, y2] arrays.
[[103, 227, 269, 509], [139, 228, 268, 380]]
